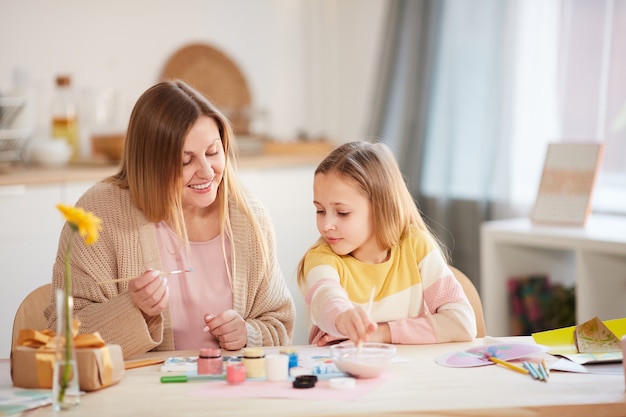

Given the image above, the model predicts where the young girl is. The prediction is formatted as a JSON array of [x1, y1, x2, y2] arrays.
[[297, 141, 476, 346]]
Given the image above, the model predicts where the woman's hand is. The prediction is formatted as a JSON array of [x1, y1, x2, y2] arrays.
[[335, 307, 377, 345], [128, 270, 169, 318], [203, 310, 247, 351]]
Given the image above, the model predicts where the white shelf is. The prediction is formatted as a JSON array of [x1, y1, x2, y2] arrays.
[[480, 215, 626, 336]]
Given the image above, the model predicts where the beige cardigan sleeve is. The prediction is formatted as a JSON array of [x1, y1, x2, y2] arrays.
[[44, 182, 174, 359]]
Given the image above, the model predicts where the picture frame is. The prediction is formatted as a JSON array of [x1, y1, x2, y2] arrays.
[[530, 142, 604, 226]]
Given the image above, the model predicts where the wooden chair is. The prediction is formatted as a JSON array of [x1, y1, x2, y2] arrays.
[[11, 283, 52, 350], [450, 267, 487, 338]]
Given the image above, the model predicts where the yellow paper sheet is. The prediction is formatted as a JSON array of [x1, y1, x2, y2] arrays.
[[532, 317, 626, 363]]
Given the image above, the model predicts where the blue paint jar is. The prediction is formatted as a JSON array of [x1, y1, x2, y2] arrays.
[[280, 348, 298, 369]]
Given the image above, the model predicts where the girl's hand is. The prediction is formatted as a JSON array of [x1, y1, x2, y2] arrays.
[[203, 310, 247, 351], [311, 330, 348, 347], [335, 307, 378, 345], [128, 270, 169, 318], [308, 325, 347, 346]]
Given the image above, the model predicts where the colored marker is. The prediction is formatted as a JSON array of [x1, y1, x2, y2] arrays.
[[160, 373, 225, 383]]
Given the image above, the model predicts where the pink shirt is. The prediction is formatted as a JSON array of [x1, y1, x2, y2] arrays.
[[155, 222, 233, 350]]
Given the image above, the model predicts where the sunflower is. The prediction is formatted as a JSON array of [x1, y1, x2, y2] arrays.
[[54, 204, 102, 406], [56, 204, 102, 245]]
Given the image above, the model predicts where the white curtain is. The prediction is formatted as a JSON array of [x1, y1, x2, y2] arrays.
[[557, 0, 626, 213], [370, 0, 626, 288], [422, 0, 560, 218]]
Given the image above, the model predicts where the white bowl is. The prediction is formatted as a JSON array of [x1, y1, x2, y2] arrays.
[[329, 342, 396, 379], [29, 139, 72, 167]]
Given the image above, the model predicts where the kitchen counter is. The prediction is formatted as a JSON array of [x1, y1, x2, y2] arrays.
[[0, 141, 334, 187], [0, 163, 118, 187]]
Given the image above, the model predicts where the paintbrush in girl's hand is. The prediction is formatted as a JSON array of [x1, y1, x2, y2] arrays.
[[98, 268, 193, 285], [356, 285, 376, 356]]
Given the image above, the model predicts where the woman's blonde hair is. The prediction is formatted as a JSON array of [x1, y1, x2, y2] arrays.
[[297, 141, 447, 287], [109, 80, 269, 273]]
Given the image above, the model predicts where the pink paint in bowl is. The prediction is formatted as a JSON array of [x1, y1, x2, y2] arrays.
[[329, 342, 396, 379]]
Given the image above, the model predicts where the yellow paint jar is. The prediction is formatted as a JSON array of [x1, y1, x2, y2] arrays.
[[242, 348, 266, 379]]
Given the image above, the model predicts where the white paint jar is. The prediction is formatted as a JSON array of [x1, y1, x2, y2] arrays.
[[265, 354, 289, 381]]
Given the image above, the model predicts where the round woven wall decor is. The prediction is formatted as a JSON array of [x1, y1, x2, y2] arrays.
[[160, 43, 252, 134]]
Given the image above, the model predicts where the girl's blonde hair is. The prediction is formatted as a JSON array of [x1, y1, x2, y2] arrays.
[[297, 140, 447, 287], [109, 80, 269, 274]]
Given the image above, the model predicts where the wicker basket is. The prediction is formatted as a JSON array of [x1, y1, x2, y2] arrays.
[[160, 43, 253, 135], [91, 132, 125, 162]]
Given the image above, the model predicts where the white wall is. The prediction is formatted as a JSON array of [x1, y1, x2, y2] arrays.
[[0, 0, 386, 348], [238, 166, 319, 349], [0, 0, 386, 146]]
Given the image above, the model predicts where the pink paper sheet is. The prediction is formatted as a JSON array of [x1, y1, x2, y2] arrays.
[[189, 373, 391, 400], [436, 343, 548, 368]]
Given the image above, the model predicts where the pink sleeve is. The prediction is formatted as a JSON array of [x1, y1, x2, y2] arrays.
[[387, 274, 476, 344], [388, 316, 437, 344], [304, 279, 353, 337]]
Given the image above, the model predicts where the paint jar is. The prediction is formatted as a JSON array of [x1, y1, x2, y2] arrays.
[[265, 354, 289, 382], [197, 348, 222, 375], [242, 348, 266, 379], [280, 348, 298, 369], [226, 362, 246, 385]]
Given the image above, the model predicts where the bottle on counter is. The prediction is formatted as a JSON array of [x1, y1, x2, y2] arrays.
[[51, 75, 79, 160]]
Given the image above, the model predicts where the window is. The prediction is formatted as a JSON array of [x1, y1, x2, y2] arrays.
[[557, 0, 626, 214]]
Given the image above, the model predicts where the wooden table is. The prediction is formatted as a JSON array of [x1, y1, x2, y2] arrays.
[[3, 338, 625, 416]]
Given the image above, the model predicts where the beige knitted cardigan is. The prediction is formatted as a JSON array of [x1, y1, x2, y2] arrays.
[[44, 181, 295, 359]]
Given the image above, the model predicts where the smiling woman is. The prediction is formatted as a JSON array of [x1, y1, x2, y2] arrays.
[[180, 117, 226, 240], [44, 80, 295, 359]]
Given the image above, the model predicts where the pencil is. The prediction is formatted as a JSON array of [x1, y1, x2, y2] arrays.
[[488, 356, 529, 375], [537, 361, 549, 381], [541, 358, 550, 376], [522, 361, 541, 380], [124, 358, 165, 370]]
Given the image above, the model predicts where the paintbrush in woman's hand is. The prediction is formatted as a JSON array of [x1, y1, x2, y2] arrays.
[[98, 267, 193, 285]]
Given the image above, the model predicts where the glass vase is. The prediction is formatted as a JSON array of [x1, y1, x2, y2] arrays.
[[52, 288, 80, 411]]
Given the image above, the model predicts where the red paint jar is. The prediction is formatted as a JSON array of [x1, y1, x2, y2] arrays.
[[197, 348, 222, 375], [226, 362, 246, 385]]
